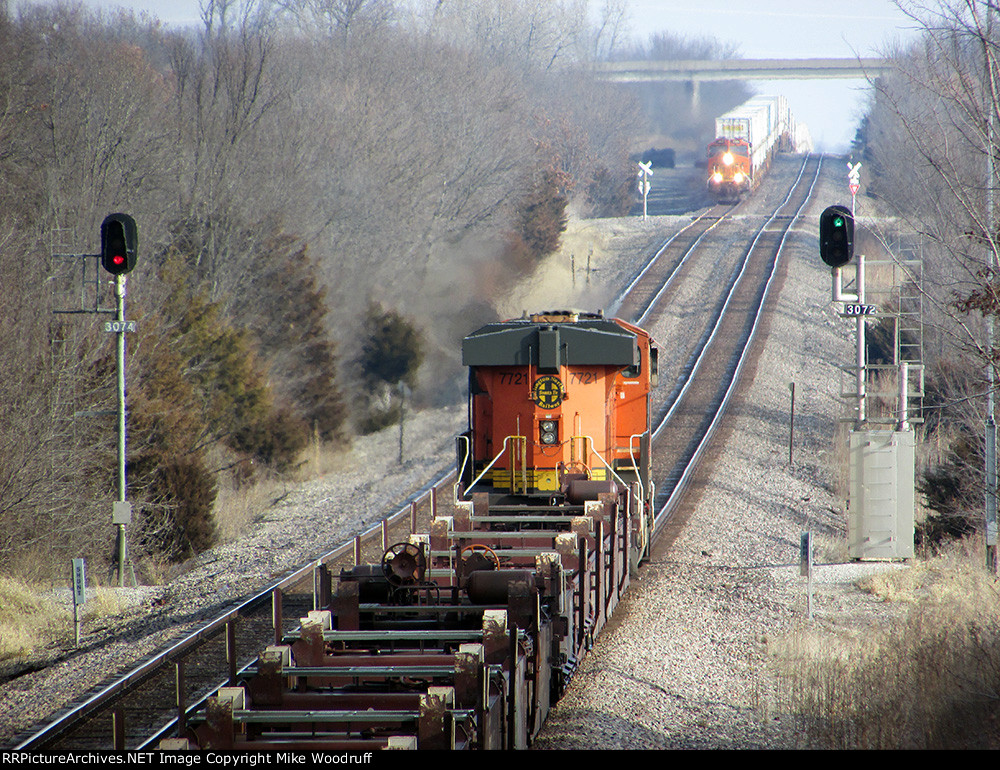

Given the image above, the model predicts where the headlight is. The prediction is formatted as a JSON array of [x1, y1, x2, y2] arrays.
[[723, 152, 734, 166], [733, 172, 744, 184], [712, 172, 723, 183], [540, 420, 558, 445]]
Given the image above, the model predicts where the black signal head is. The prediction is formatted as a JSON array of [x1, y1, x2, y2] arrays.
[[819, 205, 854, 267]]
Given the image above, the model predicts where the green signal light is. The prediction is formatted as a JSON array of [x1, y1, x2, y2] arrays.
[[819, 205, 854, 267]]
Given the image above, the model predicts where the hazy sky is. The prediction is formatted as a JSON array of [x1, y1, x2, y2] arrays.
[[51, 0, 922, 152], [624, 1, 921, 152]]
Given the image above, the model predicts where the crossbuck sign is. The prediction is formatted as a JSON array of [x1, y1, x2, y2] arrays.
[[847, 161, 861, 197]]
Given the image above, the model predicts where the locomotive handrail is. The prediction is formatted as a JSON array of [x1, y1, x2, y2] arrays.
[[574, 434, 630, 493], [462, 432, 640, 502], [456, 433, 471, 495], [628, 432, 647, 503], [459, 434, 522, 500]]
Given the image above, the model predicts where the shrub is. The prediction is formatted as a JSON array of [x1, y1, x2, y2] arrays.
[[139, 458, 218, 562], [513, 167, 568, 259], [918, 432, 980, 550], [356, 302, 423, 433], [359, 302, 424, 391], [586, 161, 635, 218], [232, 406, 309, 473]]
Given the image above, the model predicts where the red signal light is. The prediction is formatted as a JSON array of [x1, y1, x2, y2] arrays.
[[100, 214, 138, 275]]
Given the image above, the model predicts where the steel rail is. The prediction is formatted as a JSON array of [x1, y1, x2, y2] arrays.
[[608, 205, 729, 317], [634, 213, 732, 327], [650, 155, 823, 532], [651, 155, 816, 439]]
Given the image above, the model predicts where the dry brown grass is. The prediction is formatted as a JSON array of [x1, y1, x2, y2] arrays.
[[212, 476, 287, 545], [0, 577, 68, 660], [813, 531, 849, 564], [1, 439, 355, 662], [0, 577, 126, 661], [769, 537, 1000, 749], [212, 439, 352, 545]]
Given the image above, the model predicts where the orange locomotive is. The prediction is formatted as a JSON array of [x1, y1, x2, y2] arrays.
[[456, 310, 658, 567], [706, 137, 752, 202], [707, 95, 793, 203]]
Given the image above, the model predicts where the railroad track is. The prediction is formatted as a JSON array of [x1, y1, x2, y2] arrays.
[[639, 155, 822, 532], [14, 154, 822, 751]]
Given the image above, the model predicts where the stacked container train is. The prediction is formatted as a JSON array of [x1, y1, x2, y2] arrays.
[[172, 311, 658, 751], [706, 94, 795, 202]]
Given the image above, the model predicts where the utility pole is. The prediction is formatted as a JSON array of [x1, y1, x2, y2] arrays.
[[985, 3, 998, 573]]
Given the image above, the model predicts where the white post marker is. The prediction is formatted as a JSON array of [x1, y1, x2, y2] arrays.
[[637, 161, 653, 221], [72, 558, 86, 645]]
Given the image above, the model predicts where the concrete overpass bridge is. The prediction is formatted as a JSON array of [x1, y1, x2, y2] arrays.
[[596, 57, 893, 110]]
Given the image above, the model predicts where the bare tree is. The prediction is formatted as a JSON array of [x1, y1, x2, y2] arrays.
[[414, 0, 595, 73], [866, 3, 998, 359], [166, 0, 287, 296], [272, 0, 394, 37], [860, 0, 1000, 543], [0, 0, 654, 576], [588, 0, 629, 62], [15, 5, 174, 236]]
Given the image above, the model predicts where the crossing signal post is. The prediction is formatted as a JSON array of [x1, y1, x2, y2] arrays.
[[101, 213, 138, 586], [637, 161, 652, 220], [817, 202, 915, 561]]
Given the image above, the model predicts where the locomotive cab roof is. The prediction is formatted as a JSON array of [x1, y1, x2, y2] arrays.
[[463, 312, 640, 372]]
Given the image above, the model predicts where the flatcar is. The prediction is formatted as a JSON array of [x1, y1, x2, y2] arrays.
[[707, 94, 794, 202], [171, 311, 658, 751]]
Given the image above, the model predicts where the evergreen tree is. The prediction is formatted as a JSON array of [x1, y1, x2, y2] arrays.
[[359, 301, 424, 391], [157, 250, 307, 469], [357, 302, 424, 433], [503, 165, 570, 272], [233, 230, 348, 444]]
